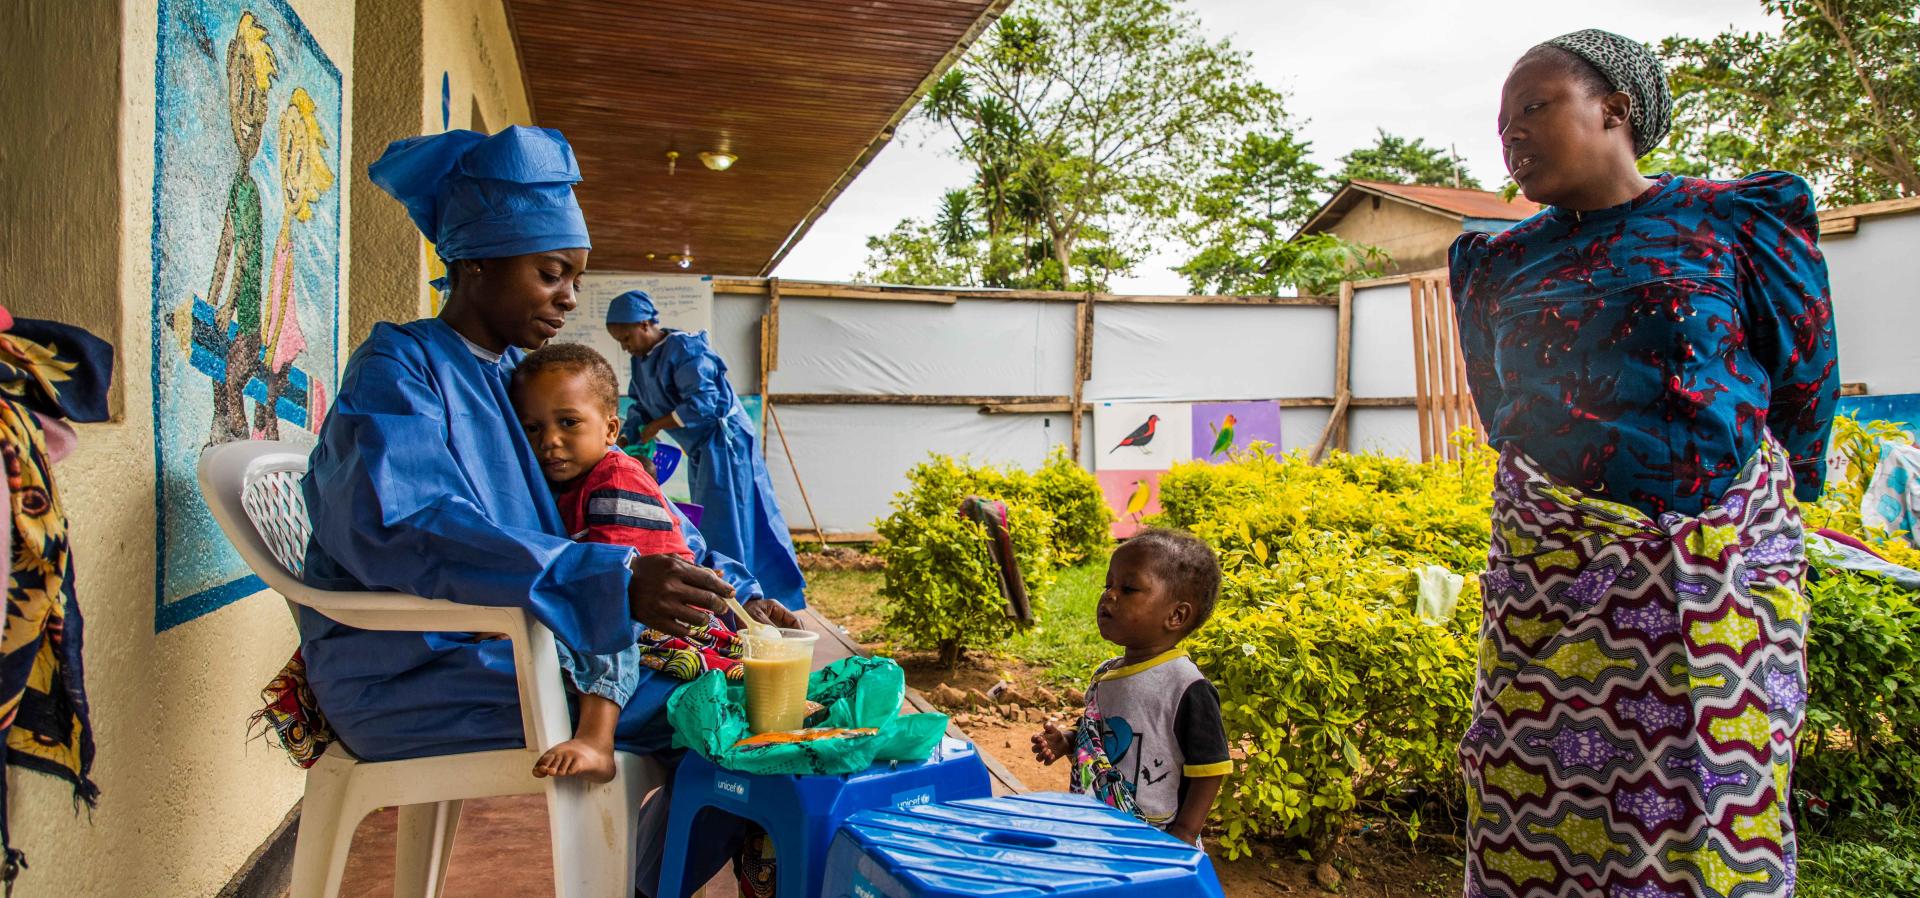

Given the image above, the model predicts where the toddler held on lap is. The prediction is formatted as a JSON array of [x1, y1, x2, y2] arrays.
[[1031, 528, 1229, 846], [508, 342, 748, 782]]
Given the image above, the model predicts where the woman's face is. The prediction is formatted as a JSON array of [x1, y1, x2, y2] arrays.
[[459, 249, 588, 351], [1497, 54, 1634, 206], [607, 320, 666, 357]]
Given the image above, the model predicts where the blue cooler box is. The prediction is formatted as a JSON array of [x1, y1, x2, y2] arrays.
[[821, 792, 1226, 897]]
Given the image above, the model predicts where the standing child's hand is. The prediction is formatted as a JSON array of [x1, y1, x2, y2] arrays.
[[1031, 718, 1070, 765]]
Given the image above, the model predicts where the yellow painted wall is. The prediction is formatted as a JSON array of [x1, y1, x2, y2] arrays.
[[348, 0, 532, 337], [1327, 199, 1462, 275], [0, 3, 125, 418], [4, 1, 353, 896], [420, 0, 534, 317], [3, 2, 534, 893]]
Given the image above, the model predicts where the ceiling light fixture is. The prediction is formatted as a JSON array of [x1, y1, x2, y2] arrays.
[[665, 150, 679, 176], [698, 151, 737, 172]]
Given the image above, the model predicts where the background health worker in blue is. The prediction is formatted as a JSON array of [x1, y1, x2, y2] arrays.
[[606, 291, 807, 609]]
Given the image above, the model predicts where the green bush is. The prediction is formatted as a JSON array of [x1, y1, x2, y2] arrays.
[[1164, 442, 1492, 858], [1187, 529, 1478, 858], [874, 454, 1082, 665], [1799, 564, 1920, 814], [1156, 441, 1493, 575], [1026, 448, 1114, 565]]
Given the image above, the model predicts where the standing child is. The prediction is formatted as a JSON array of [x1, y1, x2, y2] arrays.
[[508, 342, 794, 782], [1031, 529, 1230, 845]]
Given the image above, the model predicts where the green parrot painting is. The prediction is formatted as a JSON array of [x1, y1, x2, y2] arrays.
[[1208, 413, 1238, 459]]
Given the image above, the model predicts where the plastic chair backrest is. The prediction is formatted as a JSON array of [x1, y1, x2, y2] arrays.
[[241, 464, 312, 578]]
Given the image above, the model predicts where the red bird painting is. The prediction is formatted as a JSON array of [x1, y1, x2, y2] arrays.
[[1109, 414, 1160, 454]]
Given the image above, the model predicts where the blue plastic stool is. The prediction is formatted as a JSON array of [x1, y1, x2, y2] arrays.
[[819, 792, 1227, 898], [655, 737, 992, 898]]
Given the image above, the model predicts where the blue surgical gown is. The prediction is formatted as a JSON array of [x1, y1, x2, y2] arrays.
[[300, 318, 679, 761], [671, 501, 763, 602], [622, 330, 806, 608]]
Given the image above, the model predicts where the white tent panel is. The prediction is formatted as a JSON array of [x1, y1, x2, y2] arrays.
[[762, 404, 1076, 534], [1279, 407, 1333, 454], [768, 299, 1078, 396], [711, 293, 766, 395], [1350, 282, 1417, 399], [1084, 304, 1335, 401], [1347, 408, 1421, 458], [1824, 212, 1920, 395]]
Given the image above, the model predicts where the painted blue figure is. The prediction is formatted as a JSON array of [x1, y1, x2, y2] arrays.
[[300, 125, 790, 892], [606, 290, 808, 609]]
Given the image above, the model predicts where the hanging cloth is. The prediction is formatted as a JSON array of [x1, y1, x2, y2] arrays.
[[959, 496, 1032, 625], [0, 314, 113, 892]]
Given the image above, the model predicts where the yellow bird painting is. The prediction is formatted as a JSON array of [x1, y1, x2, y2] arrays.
[[1124, 478, 1152, 522]]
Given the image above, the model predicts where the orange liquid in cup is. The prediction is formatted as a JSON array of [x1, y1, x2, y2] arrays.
[[744, 628, 818, 735]]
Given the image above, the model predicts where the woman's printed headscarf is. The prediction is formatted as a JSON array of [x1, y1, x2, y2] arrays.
[[1542, 28, 1673, 158]]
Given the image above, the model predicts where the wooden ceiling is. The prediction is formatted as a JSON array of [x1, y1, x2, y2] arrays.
[[507, 0, 1008, 275]]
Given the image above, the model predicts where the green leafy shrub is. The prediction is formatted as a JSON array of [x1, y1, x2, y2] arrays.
[[1025, 448, 1113, 565], [1156, 440, 1494, 575], [1799, 564, 1920, 814], [873, 454, 1069, 665], [1187, 529, 1478, 858], [1163, 441, 1492, 858]]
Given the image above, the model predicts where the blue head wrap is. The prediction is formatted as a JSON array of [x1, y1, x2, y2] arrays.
[[368, 126, 591, 286], [607, 290, 658, 325]]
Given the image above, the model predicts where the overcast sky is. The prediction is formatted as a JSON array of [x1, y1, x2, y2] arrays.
[[772, 0, 1781, 293]]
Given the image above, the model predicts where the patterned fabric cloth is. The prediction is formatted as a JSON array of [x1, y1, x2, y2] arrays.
[[1461, 437, 1808, 898], [250, 649, 335, 768], [1450, 172, 1839, 519], [0, 315, 113, 886], [1541, 29, 1672, 158]]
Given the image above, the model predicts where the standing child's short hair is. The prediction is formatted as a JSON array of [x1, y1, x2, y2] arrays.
[[511, 342, 621, 415], [1122, 528, 1221, 632]]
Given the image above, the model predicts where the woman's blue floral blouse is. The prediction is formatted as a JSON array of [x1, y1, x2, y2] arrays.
[[1450, 172, 1839, 517]]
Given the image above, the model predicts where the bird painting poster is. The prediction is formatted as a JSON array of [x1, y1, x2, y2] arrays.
[[1097, 469, 1164, 539], [1094, 402, 1193, 472], [1191, 401, 1283, 460], [1095, 402, 1192, 538]]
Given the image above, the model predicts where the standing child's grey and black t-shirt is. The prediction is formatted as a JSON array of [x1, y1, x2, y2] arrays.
[[1072, 649, 1231, 828]]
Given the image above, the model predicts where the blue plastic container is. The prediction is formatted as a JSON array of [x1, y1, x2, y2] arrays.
[[654, 736, 992, 898], [820, 792, 1226, 897]]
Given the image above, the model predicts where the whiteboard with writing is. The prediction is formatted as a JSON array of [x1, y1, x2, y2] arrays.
[[554, 272, 715, 390]]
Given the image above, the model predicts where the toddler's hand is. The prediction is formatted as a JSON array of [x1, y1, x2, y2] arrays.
[[1031, 718, 1070, 765]]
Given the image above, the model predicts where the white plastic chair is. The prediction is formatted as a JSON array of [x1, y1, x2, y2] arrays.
[[198, 439, 667, 898]]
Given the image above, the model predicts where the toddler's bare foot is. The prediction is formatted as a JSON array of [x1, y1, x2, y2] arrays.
[[532, 738, 617, 783]]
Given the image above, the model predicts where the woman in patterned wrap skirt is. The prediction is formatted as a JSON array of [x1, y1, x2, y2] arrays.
[[1448, 29, 1840, 898]]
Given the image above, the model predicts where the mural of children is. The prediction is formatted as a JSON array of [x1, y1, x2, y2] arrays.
[[254, 87, 334, 439], [204, 11, 274, 444]]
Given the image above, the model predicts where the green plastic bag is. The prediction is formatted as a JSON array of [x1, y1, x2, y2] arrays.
[[668, 656, 949, 776]]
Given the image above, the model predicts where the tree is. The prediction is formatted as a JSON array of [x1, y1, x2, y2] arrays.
[[1175, 130, 1388, 295], [1660, 0, 1919, 204], [863, 0, 1288, 291], [1333, 130, 1480, 189]]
